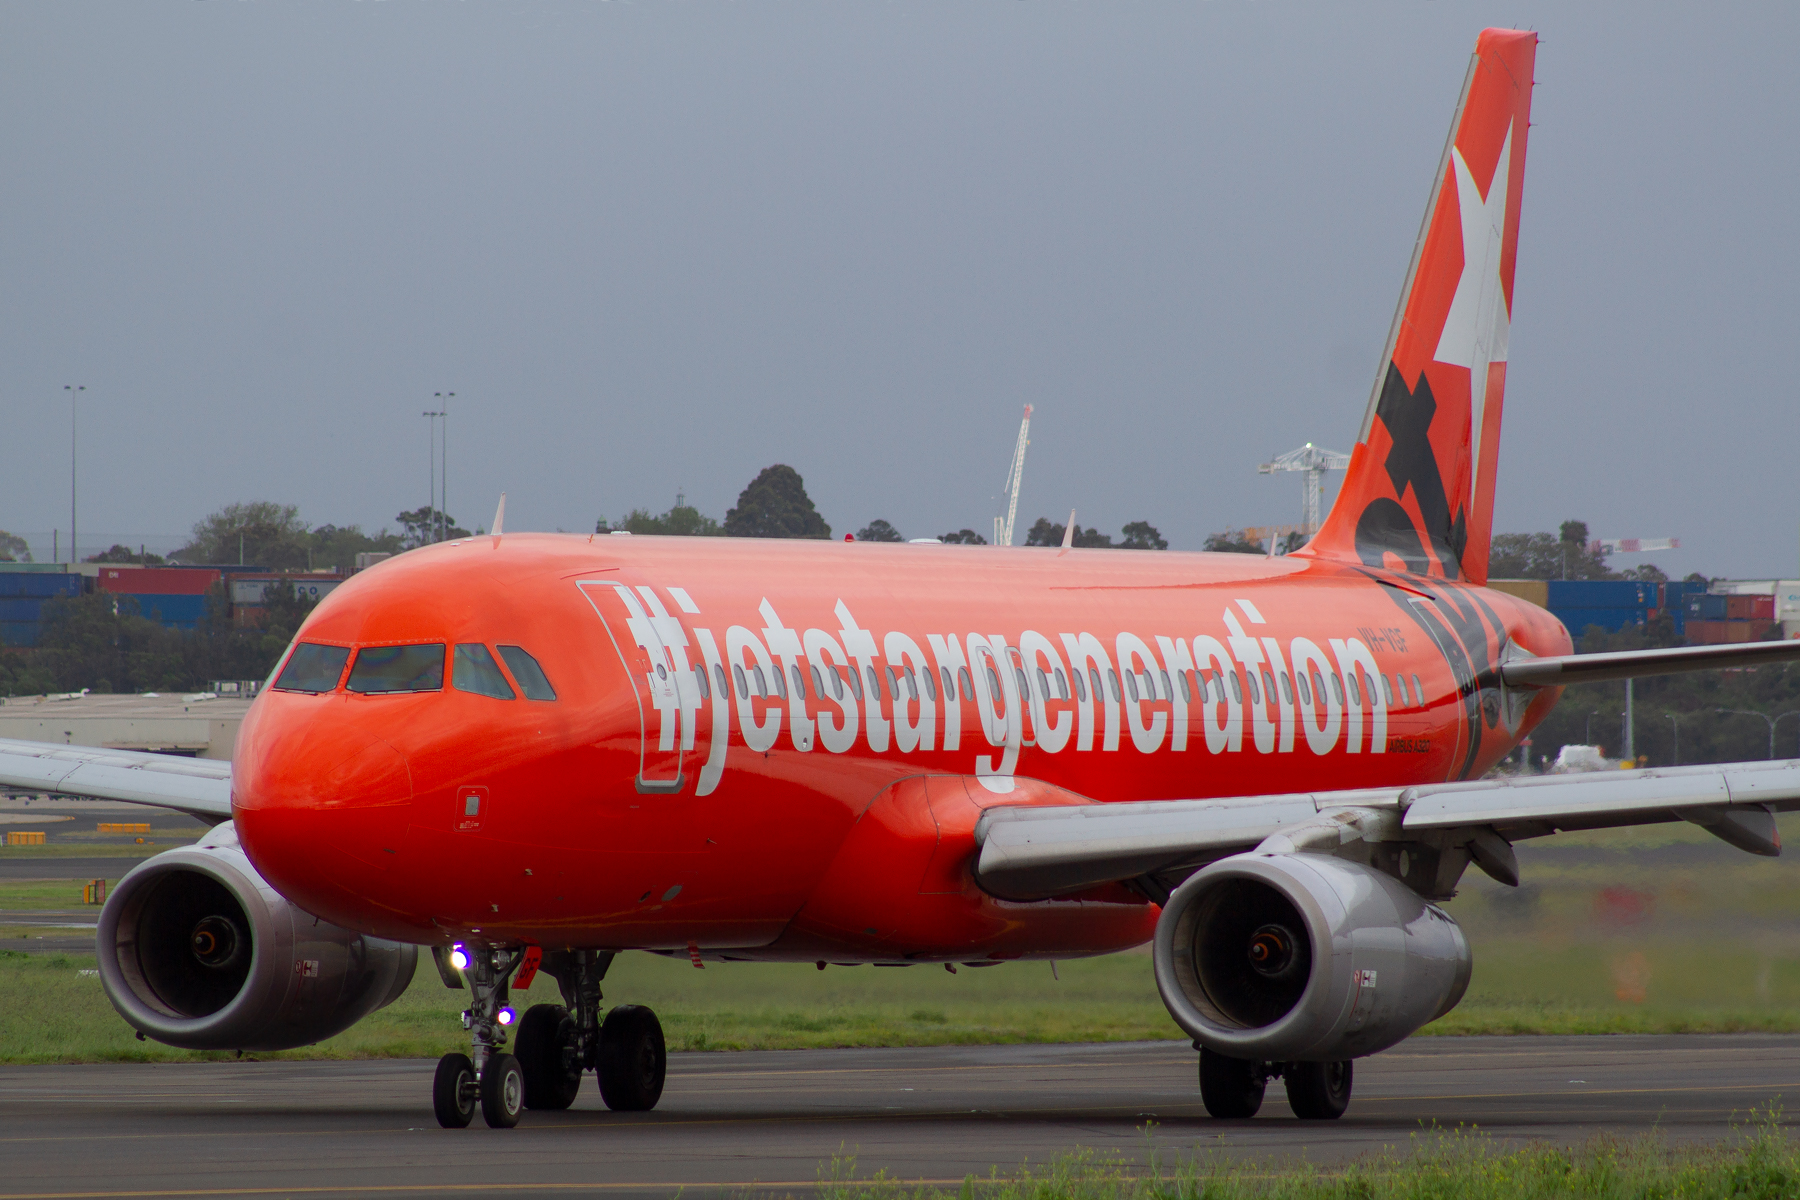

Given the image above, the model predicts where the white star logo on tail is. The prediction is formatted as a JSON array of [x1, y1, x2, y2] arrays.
[[1433, 121, 1513, 508]]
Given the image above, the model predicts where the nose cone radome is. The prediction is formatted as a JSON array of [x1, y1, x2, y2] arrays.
[[234, 693, 416, 934]]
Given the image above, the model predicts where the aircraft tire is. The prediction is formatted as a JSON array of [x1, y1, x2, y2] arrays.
[[1198, 1047, 1265, 1119], [433, 1052, 476, 1129], [480, 1053, 525, 1128], [1284, 1060, 1353, 1120], [597, 1004, 667, 1111], [516, 1004, 582, 1110]]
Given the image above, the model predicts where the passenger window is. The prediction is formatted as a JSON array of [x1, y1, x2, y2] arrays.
[[811, 665, 827, 700], [1014, 667, 1030, 698], [1107, 669, 1121, 702], [713, 663, 729, 697], [1246, 672, 1261, 704], [888, 666, 902, 699], [751, 664, 768, 697], [733, 663, 749, 699], [958, 667, 974, 701], [1036, 667, 1051, 701], [348, 644, 445, 694], [986, 664, 1003, 699], [791, 665, 807, 699], [1348, 674, 1363, 707], [453, 644, 515, 700], [496, 645, 557, 701], [1086, 667, 1101, 702], [846, 664, 862, 701], [1056, 668, 1070, 701], [902, 666, 918, 700], [274, 643, 350, 694], [1161, 670, 1174, 701], [1124, 671, 1140, 702], [1381, 674, 1395, 706], [924, 667, 938, 702], [1330, 674, 1345, 705], [1228, 672, 1243, 704], [1413, 674, 1425, 706], [831, 666, 847, 700], [1296, 671, 1312, 706], [868, 666, 883, 700], [1177, 670, 1191, 704]]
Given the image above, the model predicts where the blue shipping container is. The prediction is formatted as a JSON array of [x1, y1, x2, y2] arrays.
[[0, 621, 37, 647], [1687, 594, 1730, 621], [1552, 607, 1648, 635], [0, 598, 49, 621], [1547, 580, 1657, 609], [117, 593, 210, 627], [0, 574, 81, 599]]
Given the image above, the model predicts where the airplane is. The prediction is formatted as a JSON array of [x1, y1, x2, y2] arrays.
[[6, 26, 1800, 1131]]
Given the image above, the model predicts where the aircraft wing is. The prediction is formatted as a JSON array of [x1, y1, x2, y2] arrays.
[[0, 738, 233, 823], [1502, 638, 1800, 688], [974, 758, 1800, 900]]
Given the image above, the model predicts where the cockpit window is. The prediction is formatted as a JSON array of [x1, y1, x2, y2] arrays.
[[273, 643, 350, 694], [453, 643, 515, 700], [496, 645, 557, 701], [347, 644, 445, 694]]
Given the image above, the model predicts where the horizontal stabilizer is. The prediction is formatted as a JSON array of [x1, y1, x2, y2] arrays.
[[0, 738, 233, 822], [1502, 638, 1800, 688]]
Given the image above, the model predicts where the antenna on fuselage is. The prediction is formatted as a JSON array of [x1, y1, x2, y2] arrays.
[[490, 493, 507, 543]]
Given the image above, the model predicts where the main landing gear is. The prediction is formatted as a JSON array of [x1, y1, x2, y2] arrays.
[[432, 945, 668, 1129], [1197, 1046, 1353, 1120]]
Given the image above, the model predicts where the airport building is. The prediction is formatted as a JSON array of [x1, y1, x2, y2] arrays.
[[0, 690, 253, 765]]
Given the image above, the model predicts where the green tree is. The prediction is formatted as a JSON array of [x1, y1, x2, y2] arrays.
[[1022, 519, 1121, 547], [1278, 530, 1308, 555], [177, 502, 312, 568], [856, 519, 904, 543], [1205, 529, 1265, 554], [396, 507, 471, 549], [1488, 520, 1615, 580], [0, 531, 31, 562], [724, 466, 831, 539], [307, 524, 404, 573], [607, 504, 725, 537], [1119, 521, 1168, 551], [938, 529, 989, 545], [85, 544, 165, 565]]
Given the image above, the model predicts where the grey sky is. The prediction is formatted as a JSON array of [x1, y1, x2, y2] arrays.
[[4, 4, 1795, 578]]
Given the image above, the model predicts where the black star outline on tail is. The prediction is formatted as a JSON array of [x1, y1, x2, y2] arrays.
[[1353, 362, 1469, 580]]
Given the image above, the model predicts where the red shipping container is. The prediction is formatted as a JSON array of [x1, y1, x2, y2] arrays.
[[1687, 620, 1730, 645], [97, 567, 220, 595], [1723, 594, 1776, 621], [1751, 595, 1776, 620]]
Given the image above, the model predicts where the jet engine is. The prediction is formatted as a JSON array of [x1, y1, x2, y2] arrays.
[[1153, 852, 1470, 1063], [96, 823, 417, 1051]]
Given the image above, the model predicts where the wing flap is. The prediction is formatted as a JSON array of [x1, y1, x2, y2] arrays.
[[0, 738, 233, 820]]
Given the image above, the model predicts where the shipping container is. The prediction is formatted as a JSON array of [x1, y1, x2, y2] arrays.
[[1777, 582, 1800, 619], [115, 594, 210, 627], [0, 622, 38, 647], [0, 573, 81, 599], [1487, 579, 1549, 607], [228, 576, 344, 606], [98, 568, 219, 596], [0, 598, 49, 622], [1713, 580, 1779, 595], [1725, 595, 1775, 621], [1687, 620, 1767, 646], [1554, 608, 1648, 635], [1547, 580, 1655, 609], [1687, 594, 1730, 621], [0, 562, 72, 574]]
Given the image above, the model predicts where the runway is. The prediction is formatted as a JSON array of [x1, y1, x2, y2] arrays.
[[0, 1036, 1795, 1198]]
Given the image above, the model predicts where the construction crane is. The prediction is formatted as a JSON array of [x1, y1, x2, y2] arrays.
[[1258, 442, 1352, 534], [993, 404, 1033, 547]]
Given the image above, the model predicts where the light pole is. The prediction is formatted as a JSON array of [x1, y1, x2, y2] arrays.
[[434, 393, 453, 541], [1716, 709, 1800, 760], [1664, 713, 1681, 766], [65, 385, 84, 563], [1585, 708, 1601, 745], [422, 409, 444, 543]]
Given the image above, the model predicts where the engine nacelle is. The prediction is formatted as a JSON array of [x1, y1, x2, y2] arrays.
[[96, 823, 417, 1051], [1153, 852, 1470, 1062]]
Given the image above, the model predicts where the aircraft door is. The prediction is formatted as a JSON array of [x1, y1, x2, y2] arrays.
[[577, 579, 698, 794]]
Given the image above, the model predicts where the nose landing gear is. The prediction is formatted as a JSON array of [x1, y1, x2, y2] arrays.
[[432, 946, 669, 1128]]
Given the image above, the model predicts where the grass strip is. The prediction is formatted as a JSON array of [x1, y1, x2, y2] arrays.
[[811, 1112, 1800, 1200]]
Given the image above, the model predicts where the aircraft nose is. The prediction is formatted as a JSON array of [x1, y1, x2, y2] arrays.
[[233, 696, 414, 931]]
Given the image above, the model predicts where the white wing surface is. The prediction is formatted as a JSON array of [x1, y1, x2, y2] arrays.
[[0, 738, 233, 822]]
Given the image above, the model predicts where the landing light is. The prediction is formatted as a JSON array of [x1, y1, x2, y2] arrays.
[[449, 945, 469, 971], [497, 1007, 516, 1027]]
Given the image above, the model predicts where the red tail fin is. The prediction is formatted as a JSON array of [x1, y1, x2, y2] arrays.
[[1303, 29, 1536, 587]]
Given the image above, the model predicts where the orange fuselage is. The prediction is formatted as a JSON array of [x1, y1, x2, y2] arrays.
[[231, 534, 1567, 962]]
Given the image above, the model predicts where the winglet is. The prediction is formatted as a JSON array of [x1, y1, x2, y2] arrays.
[[490, 493, 506, 544], [1059, 511, 1076, 553]]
